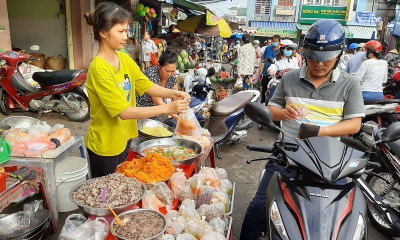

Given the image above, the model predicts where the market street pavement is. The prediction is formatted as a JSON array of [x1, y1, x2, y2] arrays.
[[0, 108, 394, 239]]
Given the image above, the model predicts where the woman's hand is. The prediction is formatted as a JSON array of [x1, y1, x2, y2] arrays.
[[268, 69, 275, 76], [283, 104, 300, 121], [170, 89, 191, 101], [167, 100, 190, 114]]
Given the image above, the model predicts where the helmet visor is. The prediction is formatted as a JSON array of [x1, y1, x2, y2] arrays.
[[303, 48, 342, 62]]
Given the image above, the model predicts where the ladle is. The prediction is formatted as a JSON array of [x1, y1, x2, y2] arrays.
[[108, 205, 124, 226]]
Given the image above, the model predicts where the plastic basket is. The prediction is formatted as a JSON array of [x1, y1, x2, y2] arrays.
[[0, 172, 9, 193], [0, 139, 11, 164]]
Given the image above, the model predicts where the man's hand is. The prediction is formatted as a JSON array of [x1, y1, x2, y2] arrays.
[[170, 89, 191, 101], [283, 104, 300, 121]]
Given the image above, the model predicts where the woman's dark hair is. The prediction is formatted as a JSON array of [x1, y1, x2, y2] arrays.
[[369, 51, 384, 60], [276, 49, 294, 61], [158, 49, 178, 67], [207, 67, 216, 77], [242, 34, 251, 43], [84, 2, 132, 42]]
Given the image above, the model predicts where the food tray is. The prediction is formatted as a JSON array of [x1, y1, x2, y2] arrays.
[[138, 119, 174, 140], [225, 216, 233, 239], [226, 181, 235, 216], [0, 177, 20, 196]]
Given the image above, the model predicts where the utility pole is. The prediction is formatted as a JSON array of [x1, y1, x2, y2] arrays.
[[379, 1, 390, 43]]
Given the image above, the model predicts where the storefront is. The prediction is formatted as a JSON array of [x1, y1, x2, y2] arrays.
[[249, 21, 298, 41]]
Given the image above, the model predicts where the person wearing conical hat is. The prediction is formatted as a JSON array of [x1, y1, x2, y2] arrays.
[[384, 48, 399, 64]]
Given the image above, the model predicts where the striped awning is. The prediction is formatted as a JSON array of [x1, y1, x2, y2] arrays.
[[296, 23, 354, 38], [240, 26, 258, 34], [250, 21, 297, 31], [346, 26, 377, 39]]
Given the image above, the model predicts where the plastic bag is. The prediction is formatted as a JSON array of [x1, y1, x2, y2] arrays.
[[153, 182, 175, 206], [176, 184, 195, 202], [179, 199, 196, 215], [181, 205, 201, 222], [165, 210, 180, 221], [27, 122, 52, 139], [196, 184, 216, 208], [12, 137, 56, 156], [205, 199, 225, 221], [161, 234, 176, 240], [221, 179, 233, 196], [166, 216, 186, 238], [59, 214, 88, 240], [199, 167, 221, 189], [24, 199, 43, 212], [171, 169, 187, 195], [183, 220, 200, 238], [177, 233, 197, 240], [215, 168, 228, 179], [210, 192, 230, 213], [48, 128, 72, 144], [5, 128, 30, 145], [142, 192, 159, 211], [73, 217, 109, 240], [200, 231, 226, 240], [175, 109, 202, 137], [209, 217, 225, 235], [187, 174, 205, 196], [197, 217, 213, 239], [197, 204, 208, 217]]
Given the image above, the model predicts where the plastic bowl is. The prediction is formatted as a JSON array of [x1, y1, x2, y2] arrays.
[[110, 209, 167, 240], [138, 119, 174, 141], [136, 138, 203, 168], [69, 177, 146, 217]]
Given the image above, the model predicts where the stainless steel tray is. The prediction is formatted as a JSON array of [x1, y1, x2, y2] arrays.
[[225, 216, 233, 239], [0, 177, 20, 196], [226, 181, 235, 216]]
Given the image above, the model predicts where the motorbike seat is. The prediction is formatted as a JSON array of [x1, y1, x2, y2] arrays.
[[375, 129, 400, 157], [364, 99, 400, 105], [32, 70, 81, 86], [210, 92, 254, 116]]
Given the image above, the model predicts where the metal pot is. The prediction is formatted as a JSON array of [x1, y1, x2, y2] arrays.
[[110, 209, 167, 240], [2, 116, 41, 130], [136, 138, 203, 168], [138, 119, 174, 141], [69, 177, 146, 217]]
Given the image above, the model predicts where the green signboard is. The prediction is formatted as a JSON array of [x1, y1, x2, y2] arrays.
[[300, 5, 348, 25], [254, 28, 298, 38]]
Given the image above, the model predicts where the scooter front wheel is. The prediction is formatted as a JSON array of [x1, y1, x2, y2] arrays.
[[0, 89, 11, 116], [63, 88, 91, 122]]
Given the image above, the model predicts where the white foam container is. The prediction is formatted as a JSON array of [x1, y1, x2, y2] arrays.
[[55, 156, 88, 212]]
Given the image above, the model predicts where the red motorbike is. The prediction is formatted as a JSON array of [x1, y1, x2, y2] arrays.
[[0, 50, 90, 122]]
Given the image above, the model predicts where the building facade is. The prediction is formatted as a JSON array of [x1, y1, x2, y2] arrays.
[[228, 5, 247, 26]]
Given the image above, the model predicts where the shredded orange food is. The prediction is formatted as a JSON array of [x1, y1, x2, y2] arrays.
[[116, 153, 175, 183]]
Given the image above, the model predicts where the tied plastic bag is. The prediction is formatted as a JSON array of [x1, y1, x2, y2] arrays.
[[152, 182, 175, 206], [221, 179, 233, 196], [176, 184, 195, 202], [12, 138, 56, 157], [200, 231, 226, 240], [184, 220, 200, 238], [177, 233, 197, 240], [199, 167, 221, 189], [142, 192, 160, 211], [210, 192, 230, 213], [205, 199, 225, 221], [171, 169, 187, 195], [175, 109, 202, 137], [161, 234, 175, 240], [197, 204, 208, 217], [197, 217, 214, 239], [215, 168, 228, 179], [181, 205, 201, 222], [166, 216, 186, 238], [188, 174, 205, 196], [196, 184, 216, 208], [179, 199, 196, 215], [165, 210, 180, 221], [209, 217, 226, 235], [59, 214, 88, 240]]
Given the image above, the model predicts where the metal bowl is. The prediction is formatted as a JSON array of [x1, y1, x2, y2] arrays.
[[0, 209, 50, 239], [136, 138, 203, 168], [110, 209, 167, 240], [69, 177, 147, 217], [138, 119, 174, 140], [2, 116, 41, 130]]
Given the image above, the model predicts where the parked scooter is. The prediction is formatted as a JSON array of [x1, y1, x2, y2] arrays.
[[353, 121, 400, 237], [244, 102, 369, 240], [165, 70, 260, 158], [221, 49, 236, 64], [0, 47, 90, 122]]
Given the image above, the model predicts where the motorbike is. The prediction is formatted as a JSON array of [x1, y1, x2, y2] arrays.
[[244, 102, 370, 240], [350, 120, 400, 237], [221, 49, 237, 64], [164, 75, 260, 159], [0, 48, 90, 122], [383, 57, 400, 99]]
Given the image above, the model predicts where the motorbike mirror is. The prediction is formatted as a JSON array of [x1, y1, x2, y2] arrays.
[[30, 45, 40, 51], [267, 58, 275, 64], [380, 122, 400, 143], [244, 102, 283, 136]]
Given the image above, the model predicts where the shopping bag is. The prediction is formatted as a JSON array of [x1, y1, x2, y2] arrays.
[[151, 53, 158, 66]]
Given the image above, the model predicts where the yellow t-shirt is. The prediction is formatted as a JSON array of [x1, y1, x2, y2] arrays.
[[85, 52, 154, 156]]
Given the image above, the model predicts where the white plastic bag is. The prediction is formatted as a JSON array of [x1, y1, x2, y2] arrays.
[[59, 214, 109, 240]]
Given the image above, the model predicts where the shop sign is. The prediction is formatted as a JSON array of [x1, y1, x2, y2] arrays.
[[254, 28, 298, 38], [300, 5, 348, 25], [276, 9, 295, 16], [355, 12, 382, 25]]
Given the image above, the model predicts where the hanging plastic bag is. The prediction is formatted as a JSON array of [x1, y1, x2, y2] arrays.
[[175, 109, 202, 137], [59, 214, 88, 240]]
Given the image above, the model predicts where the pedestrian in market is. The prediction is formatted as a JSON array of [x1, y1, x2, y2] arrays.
[[83, 2, 190, 178], [253, 40, 262, 66], [345, 45, 366, 74], [260, 34, 281, 104], [261, 39, 272, 55], [338, 42, 358, 72], [237, 34, 256, 90], [136, 49, 179, 122], [140, 31, 158, 72], [384, 48, 400, 64]]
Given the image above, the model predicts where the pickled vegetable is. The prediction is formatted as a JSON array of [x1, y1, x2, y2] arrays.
[[142, 145, 198, 161]]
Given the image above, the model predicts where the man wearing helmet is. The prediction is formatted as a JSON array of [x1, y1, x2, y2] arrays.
[[355, 40, 387, 101], [240, 20, 365, 240], [339, 42, 358, 71], [260, 34, 281, 104]]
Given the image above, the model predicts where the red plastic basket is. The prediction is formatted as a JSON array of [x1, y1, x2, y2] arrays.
[[0, 172, 9, 193]]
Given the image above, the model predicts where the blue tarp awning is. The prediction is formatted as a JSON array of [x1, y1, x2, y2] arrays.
[[250, 21, 297, 31], [232, 33, 243, 38]]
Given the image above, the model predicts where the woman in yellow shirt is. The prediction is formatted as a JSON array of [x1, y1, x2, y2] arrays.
[[84, 2, 190, 178]]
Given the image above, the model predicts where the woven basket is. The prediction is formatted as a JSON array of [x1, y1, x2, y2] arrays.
[[29, 53, 46, 69], [45, 55, 67, 70]]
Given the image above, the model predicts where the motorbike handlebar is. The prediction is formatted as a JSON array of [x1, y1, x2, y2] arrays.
[[247, 144, 273, 153]]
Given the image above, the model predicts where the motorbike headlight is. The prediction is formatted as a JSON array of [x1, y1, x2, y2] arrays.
[[270, 201, 289, 240], [352, 214, 365, 240]]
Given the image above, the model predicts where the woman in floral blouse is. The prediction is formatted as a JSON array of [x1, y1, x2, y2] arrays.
[[136, 49, 179, 121]]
